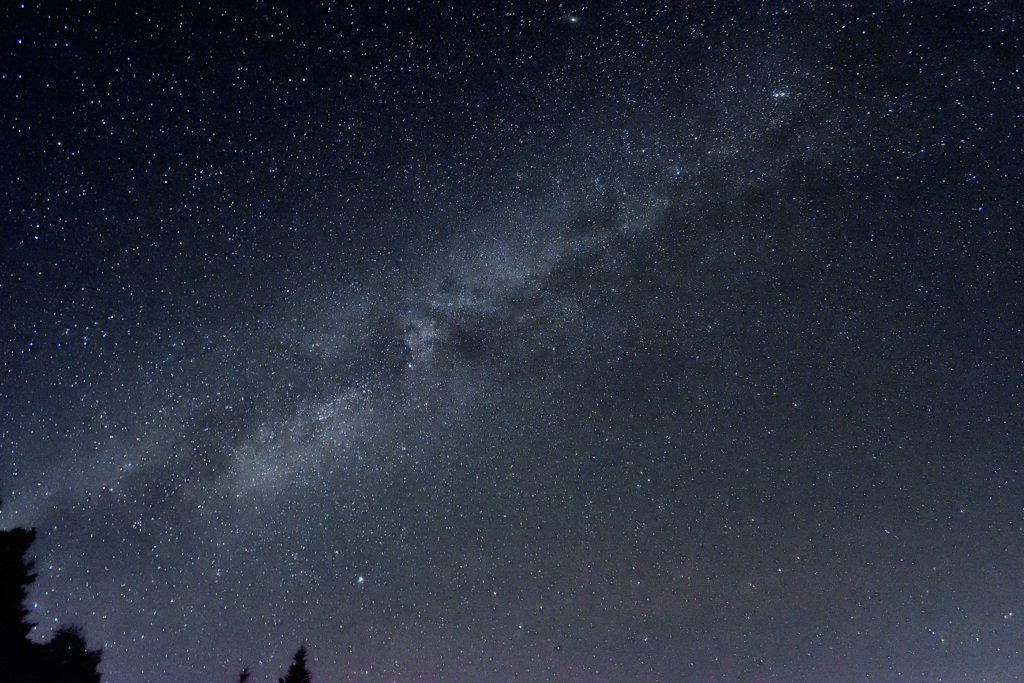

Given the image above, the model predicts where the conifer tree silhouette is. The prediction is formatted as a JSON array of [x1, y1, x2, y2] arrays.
[[0, 523, 37, 682], [237, 667, 252, 683], [277, 645, 312, 683], [1, 500, 102, 682], [40, 625, 103, 683]]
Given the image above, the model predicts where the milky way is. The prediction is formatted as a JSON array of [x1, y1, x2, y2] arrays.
[[2, 3, 1023, 681]]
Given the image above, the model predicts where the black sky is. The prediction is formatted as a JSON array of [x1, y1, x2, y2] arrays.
[[2, 2, 1023, 681]]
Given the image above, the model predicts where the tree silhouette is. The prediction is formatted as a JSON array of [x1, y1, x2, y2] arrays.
[[237, 667, 252, 683], [278, 645, 312, 683], [40, 625, 102, 683], [0, 525, 37, 681], [1, 499, 102, 683]]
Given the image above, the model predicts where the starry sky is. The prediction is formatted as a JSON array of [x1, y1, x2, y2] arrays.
[[1, 2, 1023, 681]]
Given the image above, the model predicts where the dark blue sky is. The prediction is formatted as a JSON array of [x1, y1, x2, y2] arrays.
[[2, 2, 1022, 681]]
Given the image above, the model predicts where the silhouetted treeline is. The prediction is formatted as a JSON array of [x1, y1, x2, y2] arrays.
[[0, 520, 102, 683], [3, 502, 314, 683], [234, 644, 313, 683], [277, 645, 312, 683], [0, 526, 37, 676]]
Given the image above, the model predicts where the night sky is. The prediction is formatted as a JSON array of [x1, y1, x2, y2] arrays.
[[2, 2, 1023, 681]]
